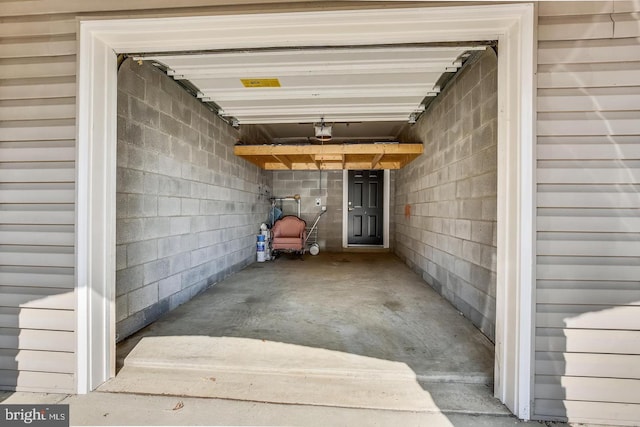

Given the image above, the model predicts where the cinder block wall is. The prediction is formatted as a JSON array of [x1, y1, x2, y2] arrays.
[[116, 59, 271, 340], [271, 170, 343, 251], [394, 49, 498, 340]]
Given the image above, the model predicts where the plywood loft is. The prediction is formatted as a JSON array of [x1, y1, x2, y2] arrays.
[[234, 143, 423, 170]]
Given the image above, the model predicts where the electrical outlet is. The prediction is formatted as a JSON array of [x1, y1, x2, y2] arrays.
[[315, 198, 321, 206]]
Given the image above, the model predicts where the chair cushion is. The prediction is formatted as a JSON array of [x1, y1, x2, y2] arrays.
[[272, 238, 304, 250]]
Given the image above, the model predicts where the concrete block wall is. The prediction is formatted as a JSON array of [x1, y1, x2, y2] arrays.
[[394, 49, 498, 341], [116, 58, 271, 340], [271, 170, 343, 251]]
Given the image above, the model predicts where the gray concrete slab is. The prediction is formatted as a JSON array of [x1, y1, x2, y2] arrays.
[[118, 252, 495, 384], [104, 252, 503, 414]]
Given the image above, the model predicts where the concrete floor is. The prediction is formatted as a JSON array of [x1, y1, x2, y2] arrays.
[[118, 252, 494, 383], [106, 252, 499, 414]]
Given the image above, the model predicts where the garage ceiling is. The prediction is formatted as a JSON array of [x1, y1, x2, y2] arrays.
[[139, 45, 485, 169], [142, 45, 485, 127]]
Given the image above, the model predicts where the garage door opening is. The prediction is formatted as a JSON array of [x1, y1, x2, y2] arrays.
[[77, 4, 535, 418], [114, 42, 499, 335], [110, 46, 498, 410]]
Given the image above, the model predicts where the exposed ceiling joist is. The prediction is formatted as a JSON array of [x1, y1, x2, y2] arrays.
[[234, 143, 423, 170]]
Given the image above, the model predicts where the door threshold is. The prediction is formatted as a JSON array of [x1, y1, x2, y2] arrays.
[[343, 246, 390, 253]]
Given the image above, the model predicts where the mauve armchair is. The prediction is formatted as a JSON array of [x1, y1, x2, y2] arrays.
[[271, 216, 306, 253]]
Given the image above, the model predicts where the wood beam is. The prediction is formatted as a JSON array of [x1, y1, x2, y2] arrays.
[[371, 152, 384, 169], [309, 154, 320, 169], [271, 154, 291, 169], [234, 143, 423, 171], [235, 143, 423, 157]]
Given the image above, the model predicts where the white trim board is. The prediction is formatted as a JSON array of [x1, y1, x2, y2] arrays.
[[76, 4, 536, 419]]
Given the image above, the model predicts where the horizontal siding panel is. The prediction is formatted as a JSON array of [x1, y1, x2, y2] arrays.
[[0, 183, 75, 203], [0, 225, 75, 246], [0, 247, 74, 268], [535, 376, 640, 404], [0, 286, 74, 310], [0, 77, 76, 100], [613, 12, 640, 38], [537, 135, 640, 159], [537, 263, 640, 281], [538, 111, 640, 136], [0, 205, 75, 225], [0, 100, 76, 121], [0, 266, 74, 288], [537, 87, 640, 112], [0, 164, 75, 184], [534, 399, 640, 425], [537, 185, 640, 208], [0, 328, 74, 352], [0, 16, 76, 37], [0, 349, 74, 374], [536, 305, 640, 329], [537, 236, 640, 257], [536, 328, 640, 354], [537, 209, 640, 232], [614, 1, 640, 13], [0, 37, 76, 59], [0, 163, 75, 183], [538, 1, 613, 16], [0, 120, 76, 141], [0, 369, 74, 393], [538, 62, 640, 88], [0, 0, 303, 16], [537, 160, 640, 183], [536, 352, 640, 379], [0, 307, 74, 331], [0, 145, 75, 162], [538, 38, 640, 65], [537, 284, 640, 306], [538, 14, 613, 41], [0, 56, 76, 79]]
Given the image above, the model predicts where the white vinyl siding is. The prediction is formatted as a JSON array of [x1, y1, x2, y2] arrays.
[[535, 1, 640, 424], [0, 12, 77, 392]]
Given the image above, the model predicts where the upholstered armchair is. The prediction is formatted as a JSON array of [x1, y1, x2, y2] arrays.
[[271, 216, 306, 252]]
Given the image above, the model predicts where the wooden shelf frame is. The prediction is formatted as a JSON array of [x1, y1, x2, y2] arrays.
[[234, 143, 424, 170]]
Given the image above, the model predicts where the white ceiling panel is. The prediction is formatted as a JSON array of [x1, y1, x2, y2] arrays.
[[220, 96, 424, 109], [150, 47, 471, 68], [143, 45, 483, 127], [188, 72, 442, 90]]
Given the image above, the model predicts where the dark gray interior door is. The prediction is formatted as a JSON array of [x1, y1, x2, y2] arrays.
[[348, 170, 383, 245]]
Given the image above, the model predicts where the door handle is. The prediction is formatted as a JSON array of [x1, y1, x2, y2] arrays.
[[348, 207, 354, 211]]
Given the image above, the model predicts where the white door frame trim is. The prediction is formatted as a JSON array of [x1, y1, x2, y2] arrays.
[[76, 4, 536, 418]]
